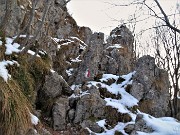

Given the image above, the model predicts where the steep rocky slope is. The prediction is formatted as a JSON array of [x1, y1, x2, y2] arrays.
[[0, 0, 179, 135]]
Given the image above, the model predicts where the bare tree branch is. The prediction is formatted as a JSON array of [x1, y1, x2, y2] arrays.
[[13, 0, 37, 44], [154, 0, 180, 34], [22, 0, 51, 54]]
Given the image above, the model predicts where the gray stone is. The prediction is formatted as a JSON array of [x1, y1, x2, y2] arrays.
[[78, 26, 93, 45], [69, 97, 79, 108], [68, 109, 75, 122], [42, 73, 63, 98], [40, 128, 52, 135], [176, 113, 180, 121], [81, 120, 104, 133], [99, 25, 134, 75], [40, 71, 72, 99], [130, 55, 170, 117], [75, 32, 104, 84], [130, 82, 144, 101], [124, 124, 135, 134], [52, 97, 69, 131], [130, 114, 154, 134], [0, 0, 26, 36], [73, 93, 106, 123]]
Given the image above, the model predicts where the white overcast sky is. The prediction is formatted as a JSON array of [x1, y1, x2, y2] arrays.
[[67, 0, 180, 35]]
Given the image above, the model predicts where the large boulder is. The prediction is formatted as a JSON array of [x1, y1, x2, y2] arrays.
[[130, 55, 170, 117], [52, 97, 69, 131], [100, 25, 134, 75], [78, 26, 93, 45], [37, 71, 72, 112], [75, 32, 104, 84], [73, 87, 106, 123], [41, 71, 72, 97]]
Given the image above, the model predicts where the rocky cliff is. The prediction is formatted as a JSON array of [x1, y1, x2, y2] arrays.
[[0, 0, 177, 135]]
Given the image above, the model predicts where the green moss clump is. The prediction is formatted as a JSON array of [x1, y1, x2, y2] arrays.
[[12, 65, 35, 103], [10, 53, 51, 105]]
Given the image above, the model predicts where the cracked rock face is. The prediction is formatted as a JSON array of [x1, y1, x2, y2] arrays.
[[52, 97, 69, 131], [1, 1, 172, 134], [73, 89, 106, 124], [100, 25, 134, 76], [130, 55, 170, 117]]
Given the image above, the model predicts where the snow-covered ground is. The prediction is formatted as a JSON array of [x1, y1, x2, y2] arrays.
[[85, 72, 180, 135], [137, 112, 180, 135]]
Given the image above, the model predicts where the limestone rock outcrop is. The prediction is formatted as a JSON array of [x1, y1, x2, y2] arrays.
[[100, 25, 134, 75], [130, 55, 170, 117], [0, 0, 172, 134], [75, 32, 104, 84]]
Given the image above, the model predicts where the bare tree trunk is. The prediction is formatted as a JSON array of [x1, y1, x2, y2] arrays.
[[22, 0, 51, 57], [153, 24, 180, 117], [13, 0, 38, 44]]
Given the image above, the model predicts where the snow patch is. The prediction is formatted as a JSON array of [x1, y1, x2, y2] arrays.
[[69, 90, 90, 98], [30, 113, 39, 125], [61, 41, 74, 46], [39, 50, 46, 55], [105, 98, 130, 113], [50, 69, 55, 73], [119, 88, 138, 107], [111, 34, 122, 38], [87, 71, 179, 135], [66, 68, 74, 76], [88, 72, 138, 108], [0, 60, 18, 82], [96, 119, 106, 128], [70, 36, 87, 45], [5, 38, 21, 55], [0, 40, 2, 46], [107, 44, 123, 49], [137, 112, 180, 135], [100, 74, 119, 82], [96, 122, 128, 135], [27, 50, 40, 57], [52, 37, 61, 42], [70, 55, 82, 62]]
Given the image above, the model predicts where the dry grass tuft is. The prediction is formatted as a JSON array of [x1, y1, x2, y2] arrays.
[[0, 34, 51, 134], [0, 78, 32, 135]]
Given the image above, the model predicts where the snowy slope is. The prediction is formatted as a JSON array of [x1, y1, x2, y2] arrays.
[[85, 72, 180, 135]]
